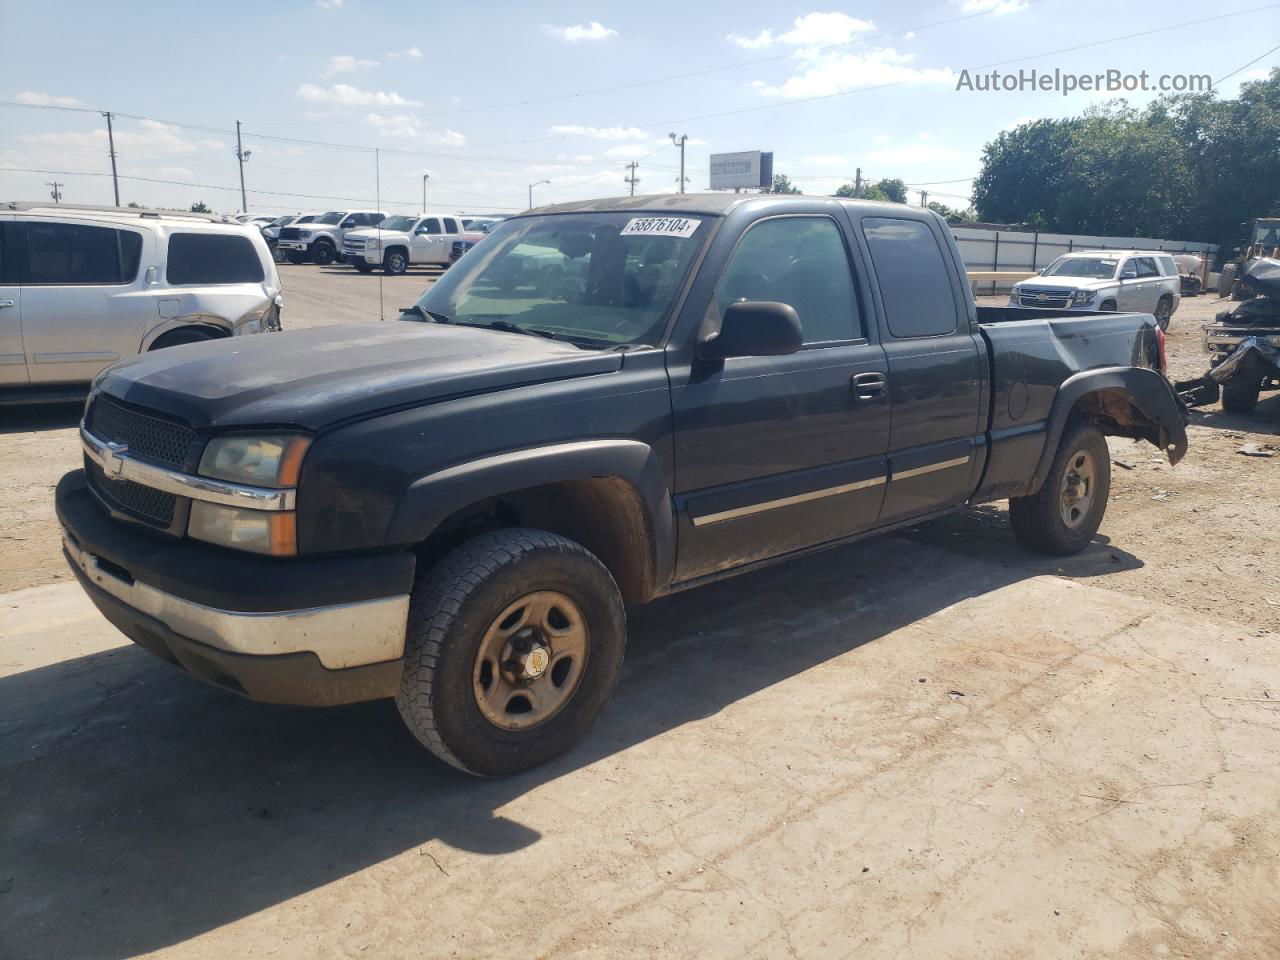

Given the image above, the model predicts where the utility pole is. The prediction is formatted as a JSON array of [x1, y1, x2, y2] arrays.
[[624, 161, 640, 196], [422, 173, 430, 214], [234, 120, 251, 213], [854, 167, 862, 198], [528, 179, 549, 210], [669, 132, 688, 194], [920, 190, 928, 208], [103, 112, 120, 206], [46, 181, 63, 204]]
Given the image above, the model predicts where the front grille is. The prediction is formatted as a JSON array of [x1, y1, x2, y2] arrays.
[[87, 396, 197, 468], [1020, 292, 1072, 308], [279, 227, 302, 240], [87, 460, 177, 527], [344, 238, 365, 249]]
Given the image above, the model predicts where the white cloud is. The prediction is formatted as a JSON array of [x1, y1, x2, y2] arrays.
[[779, 12, 875, 45], [21, 119, 205, 156], [864, 142, 961, 166], [385, 46, 422, 60], [654, 136, 706, 146], [726, 29, 774, 49], [873, 132, 891, 144], [364, 113, 465, 144], [544, 22, 617, 42], [1242, 68, 1270, 81], [550, 124, 647, 140], [157, 166, 194, 180], [13, 90, 83, 107], [755, 47, 954, 98], [605, 144, 652, 158], [804, 154, 847, 167], [904, 31, 916, 39], [316, 0, 343, 8], [296, 83, 420, 107], [959, 0, 1028, 14], [1001, 116, 1034, 131], [324, 54, 379, 76], [917, 132, 932, 140]]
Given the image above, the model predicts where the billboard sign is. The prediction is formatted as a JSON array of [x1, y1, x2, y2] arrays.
[[709, 151, 773, 190]]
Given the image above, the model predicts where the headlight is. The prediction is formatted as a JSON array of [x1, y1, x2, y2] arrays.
[[299, 230, 312, 240], [199, 434, 311, 487], [189, 502, 296, 556], [1071, 289, 1095, 305]]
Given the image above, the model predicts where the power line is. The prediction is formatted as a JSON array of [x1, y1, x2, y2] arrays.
[[1213, 42, 1280, 85]]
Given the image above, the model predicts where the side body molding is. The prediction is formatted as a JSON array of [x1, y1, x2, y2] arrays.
[[388, 439, 677, 591], [1027, 365, 1188, 496]]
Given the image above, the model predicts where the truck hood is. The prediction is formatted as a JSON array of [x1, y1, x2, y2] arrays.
[[1017, 277, 1116, 292], [345, 227, 410, 242], [96, 322, 622, 432]]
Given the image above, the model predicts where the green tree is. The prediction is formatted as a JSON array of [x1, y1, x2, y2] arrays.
[[190, 201, 211, 213], [927, 201, 977, 225], [126, 201, 141, 209], [832, 177, 907, 202], [770, 173, 802, 194]]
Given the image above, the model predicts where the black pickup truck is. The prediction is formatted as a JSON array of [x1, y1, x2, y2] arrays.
[[57, 194, 1187, 776]]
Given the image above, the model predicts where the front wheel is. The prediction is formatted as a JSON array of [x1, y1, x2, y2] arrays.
[[311, 241, 336, 266], [1154, 295, 1173, 330], [1009, 422, 1112, 555], [383, 249, 408, 275], [1099, 299, 1117, 312], [396, 529, 626, 777]]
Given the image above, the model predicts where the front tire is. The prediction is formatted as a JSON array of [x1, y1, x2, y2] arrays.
[[1221, 376, 1261, 414], [311, 240, 337, 266], [1154, 295, 1173, 330], [396, 529, 626, 777], [1099, 299, 1117, 312], [1009, 422, 1112, 555], [383, 249, 408, 275]]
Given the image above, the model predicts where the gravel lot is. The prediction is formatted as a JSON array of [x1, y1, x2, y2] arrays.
[[3, 266, 1279, 959]]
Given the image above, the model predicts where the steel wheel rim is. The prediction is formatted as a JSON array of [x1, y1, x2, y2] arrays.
[[1060, 449, 1097, 529], [472, 591, 588, 731]]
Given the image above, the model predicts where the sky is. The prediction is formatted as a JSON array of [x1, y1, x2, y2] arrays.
[[1, 0, 1276, 216]]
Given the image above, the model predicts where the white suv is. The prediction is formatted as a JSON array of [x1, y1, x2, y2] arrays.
[[1010, 250, 1182, 329], [1, 202, 281, 402]]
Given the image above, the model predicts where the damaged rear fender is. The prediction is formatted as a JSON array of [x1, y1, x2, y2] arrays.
[[1028, 367, 1188, 495]]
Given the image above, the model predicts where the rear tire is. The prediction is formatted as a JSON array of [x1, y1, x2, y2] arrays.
[[149, 328, 217, 350], [1221, 376, 1261, 414], [396, 529, 626, 777], [1009, 422, 1111, 556]]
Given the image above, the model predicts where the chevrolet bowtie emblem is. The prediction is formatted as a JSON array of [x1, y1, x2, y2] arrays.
[[1036, 292, 1047, 301], [102, 441, 129, 477]]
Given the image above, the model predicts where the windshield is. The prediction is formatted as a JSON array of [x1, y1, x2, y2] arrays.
[[378, 215, 417, 231], [1253, 221, 1280, 246], [410, 212, 709, 348], [1043, 256, 1118, 279], [316, 211, 344, 225], [296, 215, 316, 224]]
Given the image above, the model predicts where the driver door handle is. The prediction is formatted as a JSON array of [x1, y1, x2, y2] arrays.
[[0, 300, 15, 308], [852, 371, 887, 400]]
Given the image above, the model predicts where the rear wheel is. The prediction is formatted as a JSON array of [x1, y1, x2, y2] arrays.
[[1009, 422, 1111, 555], [1219, 263, 1238, 298], [1221, 376, 1261, 414], [396, 529, 626, 777], [149, 328, 217, 350]]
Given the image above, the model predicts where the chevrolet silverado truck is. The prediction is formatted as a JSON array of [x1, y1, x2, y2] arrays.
[[57, 194, 1187, 777], [341, 214, 482, 274]]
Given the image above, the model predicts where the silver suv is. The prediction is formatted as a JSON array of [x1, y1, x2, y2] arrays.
[[1010, 250, 1182, 329], [1, 202, 281, 402]]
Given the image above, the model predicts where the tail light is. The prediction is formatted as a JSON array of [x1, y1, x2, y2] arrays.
[[1155, 325, 1167, 373]]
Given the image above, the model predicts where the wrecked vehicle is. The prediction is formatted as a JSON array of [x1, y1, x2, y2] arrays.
[[56, 194, 1188, 776], [1179, 258, 1280, 414]]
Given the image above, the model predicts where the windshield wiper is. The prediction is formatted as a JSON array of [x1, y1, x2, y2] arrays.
[[400, 305, 452, 324], [459, 319, 561, 342]]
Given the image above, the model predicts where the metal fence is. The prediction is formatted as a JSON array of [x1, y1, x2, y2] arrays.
[[953, 227, 1218, 294]]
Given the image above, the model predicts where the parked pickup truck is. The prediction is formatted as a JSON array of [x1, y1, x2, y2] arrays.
[[57, 194, 1187, 777], [341, 214, 482, 274], [275, 210, 386, 265]]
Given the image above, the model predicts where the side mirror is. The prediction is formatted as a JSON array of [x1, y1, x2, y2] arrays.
[[700, 301, 802, 360], [1120, 267, 1137, 280]]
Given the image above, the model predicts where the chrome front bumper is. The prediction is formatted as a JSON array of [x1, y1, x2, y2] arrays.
[[63, 531, 409, 670]]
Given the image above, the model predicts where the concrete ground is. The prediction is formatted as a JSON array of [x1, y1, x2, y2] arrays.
[[3, 267, 1280, 959]]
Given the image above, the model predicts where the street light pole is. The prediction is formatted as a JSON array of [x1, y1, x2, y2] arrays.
[[669, 133, 688, 194], [422, 174, 430, 214], [528, 179, 550, 210]]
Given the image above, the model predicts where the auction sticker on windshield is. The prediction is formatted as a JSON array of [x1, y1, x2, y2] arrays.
[[620, 217, 701, 239]]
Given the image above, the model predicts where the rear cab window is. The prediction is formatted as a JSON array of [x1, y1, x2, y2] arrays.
[[860, 217, 959, 338], [22, 221, 143, 285], [167, 232, 265, 285]]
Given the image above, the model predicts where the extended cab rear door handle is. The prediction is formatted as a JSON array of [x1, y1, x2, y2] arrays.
[[852, 371, 887, 400]]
